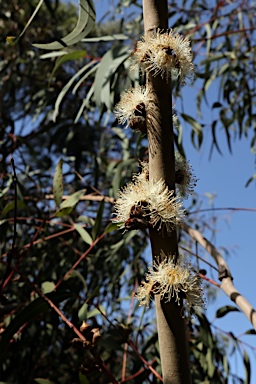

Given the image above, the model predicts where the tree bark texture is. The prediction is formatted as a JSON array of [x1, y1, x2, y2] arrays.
[[143, 1, 192, 383]]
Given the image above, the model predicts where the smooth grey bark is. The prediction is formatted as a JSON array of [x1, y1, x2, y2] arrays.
[[142, 1, 192, 383]]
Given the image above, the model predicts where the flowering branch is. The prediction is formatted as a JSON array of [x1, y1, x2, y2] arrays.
[[141, 1, 193, 382]]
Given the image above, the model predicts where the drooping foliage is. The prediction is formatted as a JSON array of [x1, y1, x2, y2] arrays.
[[0, 1, 255, 383]]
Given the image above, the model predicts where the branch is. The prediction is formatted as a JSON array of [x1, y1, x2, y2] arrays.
[[143, 1, 192, 383], [181, 222, 256, 330]]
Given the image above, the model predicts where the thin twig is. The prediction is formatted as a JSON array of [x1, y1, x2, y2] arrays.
[[0, 159, 18, 297]]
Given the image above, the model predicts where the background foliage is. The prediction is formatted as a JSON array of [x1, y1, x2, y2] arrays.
[[0, 0, 255, 383]]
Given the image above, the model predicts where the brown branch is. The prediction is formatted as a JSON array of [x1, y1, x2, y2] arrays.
[[0, 260, 119, 384], [181, 222, 256, 330]]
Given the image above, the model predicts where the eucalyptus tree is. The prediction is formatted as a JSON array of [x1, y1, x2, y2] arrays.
[[0, 1, 255, 383]]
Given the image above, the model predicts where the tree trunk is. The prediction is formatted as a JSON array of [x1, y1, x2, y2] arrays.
[[142, 1, 192, 382]]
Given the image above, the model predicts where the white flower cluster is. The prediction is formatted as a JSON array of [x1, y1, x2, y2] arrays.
[[112, 28, 202, 316], [135, 252, 205, 313], [113, 163, 185, 234], [133, 29, 195, 83]]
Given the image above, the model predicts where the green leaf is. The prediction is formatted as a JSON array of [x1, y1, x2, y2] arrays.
[[244, 329, 256, 335], [212, 102, 222, 108], [49, 50, 86, 83], [55, 206, 74, 217], [1, 200, 27, 218], [74, 223, 93, 245], [52, 60, 96, 121], [206, 348, 215, 378], [91, 200, 104, 240], [7, 0, 44, 45], [0, 291, 72, 359], [53, 159, 63, 207], [34, 379, 56, 384], [33, 0, 96, 50], [87, 305, 106, 319], [211, 120, 222, 155], [85, 286, 100, 302], [94, 45, 131, 111], [82, 34, 128, 42], [79, 372, 90, 384], [78, 302, 88, 321], [60, 189, 86, 209], [245, 173, 256, 188], [243, 349, 251, 384], [65, 270, 87, 288], [112, 158, 135, 197], [215, 305, 240, 318], [104, 222, 119, 234], [41, 282, 55, 294], [181, 113, 203, 135]]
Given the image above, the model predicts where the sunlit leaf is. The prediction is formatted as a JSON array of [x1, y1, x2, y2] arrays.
[[49, 50, 86, 83], [78, 302, 88, 321], [82, 34, 128, 42], [53, 159, 63, 207], [55, 206, 74, 217], [52, 60, 96, 121], [60, 189, 86, 209], [33, 0, 96, 50], [34, 379, 56, 384], [74, 223, 93, 245], [6, 0, 44, 45], [41, 281, 55, 294], [87, 305, 106, 319], [94, 45, 131, 111]]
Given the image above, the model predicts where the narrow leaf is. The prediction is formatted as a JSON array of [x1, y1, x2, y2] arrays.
[[34, 379, 56, 384], [82, 34, 128, 42], [216, 305, 240, 318], [33, 0, 96, 50], [60, 189, 86, 209], [74, 223, 93, 245], [52, 60, 95, 121], [78, 302, 88, 321], [49, 50, 86, 83], [53, 159, 63, 207], [244, 329, 256, 335], [1, 201, 26, 218], [55, 206, 73, 217], [104, 222, 119, 233], [87, 305, 106, 319], [91, 200, 104, 240], [243, 349, 251, 384], [7, 0, 44, 45]]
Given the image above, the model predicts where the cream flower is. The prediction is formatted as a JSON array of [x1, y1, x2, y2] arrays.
[[113, 165, 184, 233], [175, 152, 198, 198], [114, 86, 151, 128], [136, 252, 205, 314], [147, 179, 185, 234], [113, 177, 150, 229], [135, 280, 154, 307], [133, 30, 194, 83]]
